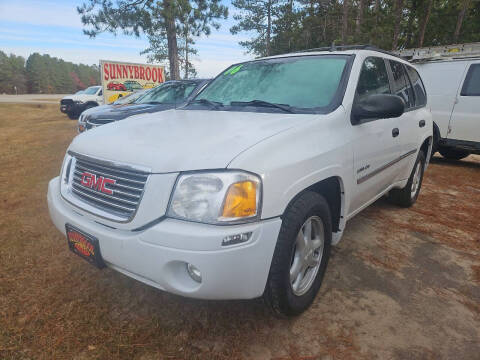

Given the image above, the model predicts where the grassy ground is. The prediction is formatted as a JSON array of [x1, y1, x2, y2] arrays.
[[0, 103, 479, 359]]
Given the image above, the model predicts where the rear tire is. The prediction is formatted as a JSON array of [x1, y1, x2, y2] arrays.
[[438, 147, 470, 161], [264, 191, 332, 317], [388, 151, 425, 207]]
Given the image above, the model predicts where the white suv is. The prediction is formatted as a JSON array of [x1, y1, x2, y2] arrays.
[[47, 47, 432, 316]]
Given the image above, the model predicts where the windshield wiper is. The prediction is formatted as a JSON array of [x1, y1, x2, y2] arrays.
[[190, 99, 223, 109], [230, 100, 294, 113]]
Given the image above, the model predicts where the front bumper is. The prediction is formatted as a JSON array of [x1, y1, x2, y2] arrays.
[[60, 104, 70, 113], [60, 102, 87, 115], [47, 177, 282, 300]]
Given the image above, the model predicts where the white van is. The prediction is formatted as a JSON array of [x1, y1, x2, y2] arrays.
[[396, 43, 480, 160]]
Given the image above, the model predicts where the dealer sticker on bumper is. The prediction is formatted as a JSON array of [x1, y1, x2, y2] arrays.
[[65, 224, 105, 269]]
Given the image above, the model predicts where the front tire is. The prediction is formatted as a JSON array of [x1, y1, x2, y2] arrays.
[[438, 147, 470, 161], [388, 151, 426, 207], [264, 191, 332, 316]]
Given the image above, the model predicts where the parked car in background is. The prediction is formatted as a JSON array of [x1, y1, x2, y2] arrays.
[[143, 82, 156, 89], [60, 86, 104, 120], [107, 81, 127, 91], [47, 47, 432, 316], [123, 80, 144, 91], [78, 79, 209, 131], [78, 89, 149, 133], [395, 43, 480, 160]]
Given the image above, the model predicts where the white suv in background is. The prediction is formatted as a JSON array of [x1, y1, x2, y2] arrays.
[[48, 47, 432, 316]]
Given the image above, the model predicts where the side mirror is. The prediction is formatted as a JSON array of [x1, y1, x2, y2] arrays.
[[351, 94, 405, 124]]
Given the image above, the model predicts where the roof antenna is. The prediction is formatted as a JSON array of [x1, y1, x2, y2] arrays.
[[330, 41, 337, 52]]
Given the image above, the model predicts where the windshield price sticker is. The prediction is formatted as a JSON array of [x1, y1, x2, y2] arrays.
[[224, 64, 243, 75]]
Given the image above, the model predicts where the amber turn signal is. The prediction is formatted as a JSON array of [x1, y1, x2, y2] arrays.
[[222, 181, 257, 218]]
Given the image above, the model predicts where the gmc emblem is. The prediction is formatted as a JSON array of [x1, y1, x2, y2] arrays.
[[80, 172, 116, 195]]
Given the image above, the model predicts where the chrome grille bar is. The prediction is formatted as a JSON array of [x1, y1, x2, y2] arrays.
[[72, 182, 139, 205], [75, 158, 148, 178], [73, 168, 145, 186], [73, 171, 143, 193], [72, 187, 137, 212], [76, 161, 148, 184], [70, 155, 149, 220], [72, 175, 141, 199], [86, 119, 115, 130]]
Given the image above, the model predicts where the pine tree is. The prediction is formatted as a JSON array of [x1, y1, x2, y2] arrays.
[[230, 0, 280, 57], [77, 0, 227, 79]]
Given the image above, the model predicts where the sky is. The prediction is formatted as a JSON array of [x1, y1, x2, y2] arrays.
[[0, 0, 253, 78]]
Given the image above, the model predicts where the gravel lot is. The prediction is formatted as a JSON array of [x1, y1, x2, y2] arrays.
[[0, 103, 479, 359]]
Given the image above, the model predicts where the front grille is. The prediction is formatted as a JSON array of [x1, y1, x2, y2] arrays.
[[85, 118, 115, 130], [61, 99, 73, 105], [71, 156, 149, 220]]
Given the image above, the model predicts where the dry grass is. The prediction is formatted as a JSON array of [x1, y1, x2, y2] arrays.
[[0, 104, 479, 360]]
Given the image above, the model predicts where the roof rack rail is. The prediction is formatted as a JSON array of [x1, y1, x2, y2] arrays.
[[392, 42, 480, 63], [292, 44, 403, 59]]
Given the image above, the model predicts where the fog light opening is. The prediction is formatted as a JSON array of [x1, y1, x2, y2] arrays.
[[186, 263, 202, 283]]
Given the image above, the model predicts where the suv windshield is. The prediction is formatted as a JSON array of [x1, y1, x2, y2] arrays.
[[84, 86, 100, 95], [193, 55, 349, 112], [137, 82, 197, 104], [114, 89, 148, 104]]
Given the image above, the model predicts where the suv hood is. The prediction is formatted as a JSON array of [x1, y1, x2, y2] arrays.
[[81, 104, 111, 117], [69, 109, 311, 173], [85, 103, 174, 121]]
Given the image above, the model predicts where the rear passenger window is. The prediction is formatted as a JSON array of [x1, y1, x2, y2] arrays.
[[356, 57, 391, 100], [389, 61, 415, 109], [461, 64, 480, 96], [405, 66, 427, 107]]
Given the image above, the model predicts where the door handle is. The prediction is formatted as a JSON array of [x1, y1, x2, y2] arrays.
[[392, 128, 400, 137], [419, 120, 426, 128]]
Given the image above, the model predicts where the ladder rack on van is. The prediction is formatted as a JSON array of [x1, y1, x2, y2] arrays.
[[393, 42, 480, 63]]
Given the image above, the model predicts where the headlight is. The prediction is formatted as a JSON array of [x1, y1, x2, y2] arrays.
[[167, 171, 262, 224], [59, 153, 74, 195]]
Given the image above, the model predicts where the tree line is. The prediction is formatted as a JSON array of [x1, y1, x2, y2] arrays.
[[0, 52, 100, 94], [232, 0, 480, 57], [79, 0, 479, 79]]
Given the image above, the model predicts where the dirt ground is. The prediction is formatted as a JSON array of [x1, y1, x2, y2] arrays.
[[0, 103, 479, 360]]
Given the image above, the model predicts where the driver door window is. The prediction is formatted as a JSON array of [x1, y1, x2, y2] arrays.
[[356, 57, 391, 101]]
